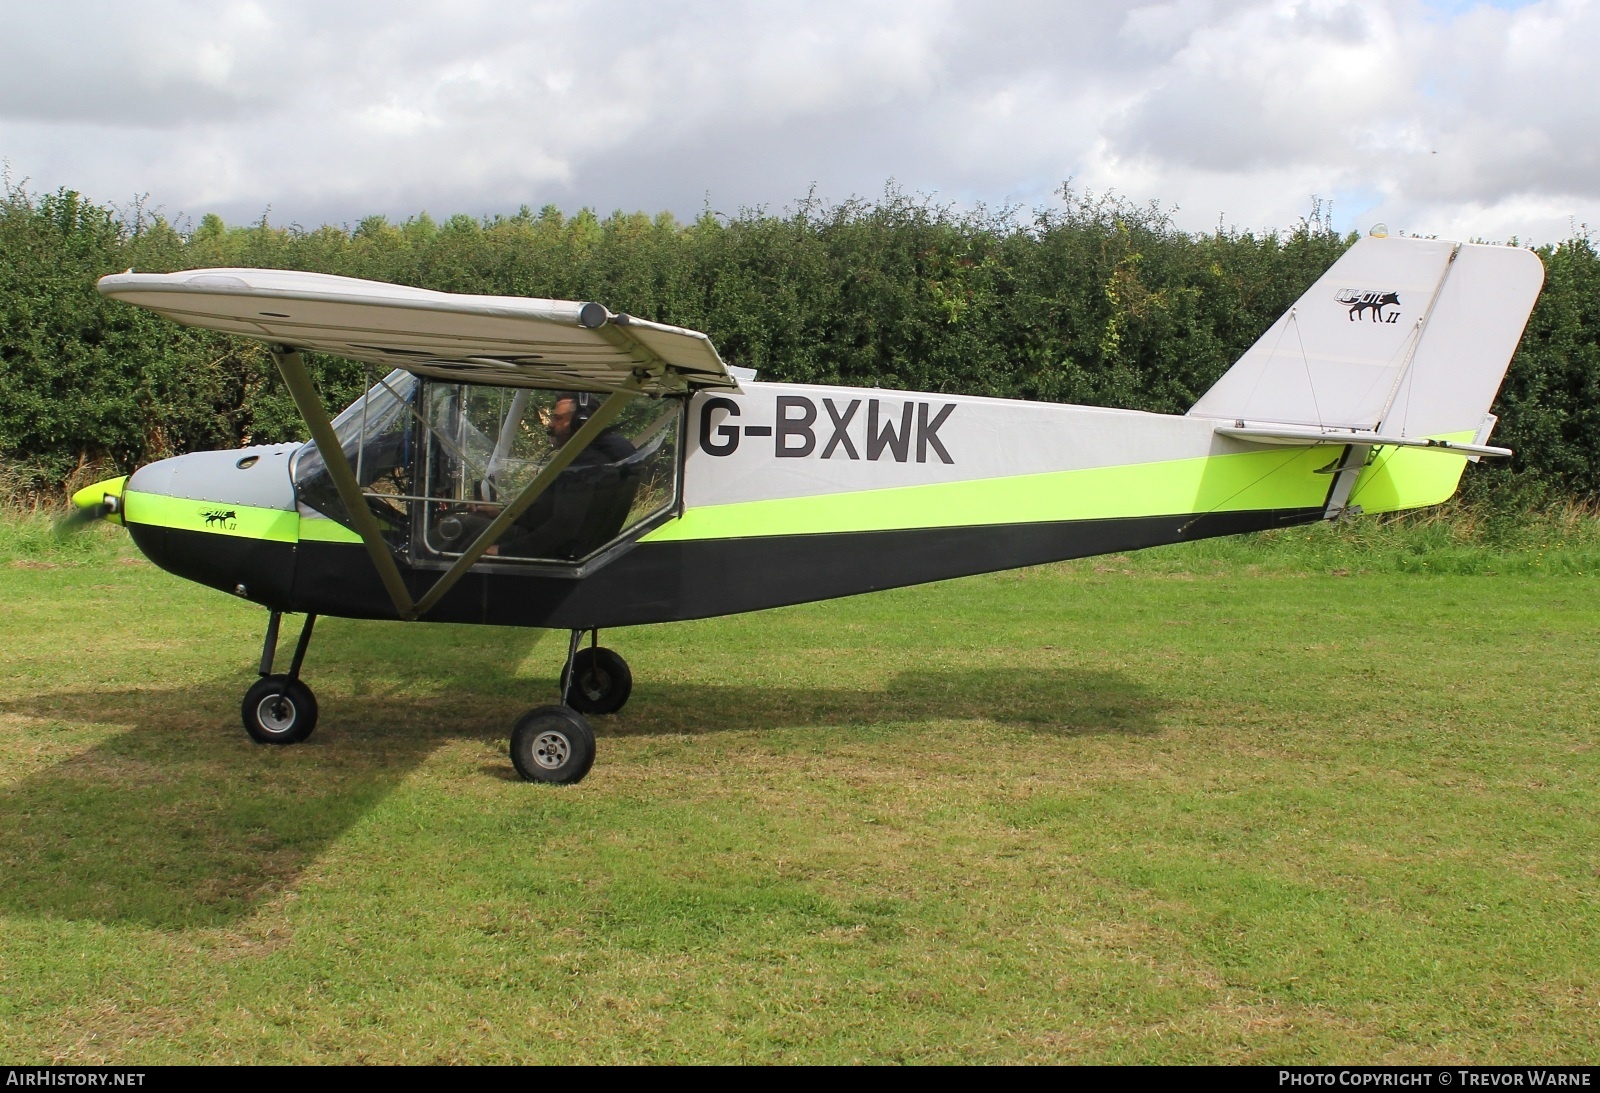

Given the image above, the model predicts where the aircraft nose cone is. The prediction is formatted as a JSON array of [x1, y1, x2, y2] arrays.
[[69, 475, 129, 525]]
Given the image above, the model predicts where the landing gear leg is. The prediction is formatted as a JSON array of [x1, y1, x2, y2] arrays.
[[242, 610, 320, 745], [561, 628, 633, 715]]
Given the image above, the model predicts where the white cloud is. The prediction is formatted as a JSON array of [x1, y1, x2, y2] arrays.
[[0, 0, 1593, 243]]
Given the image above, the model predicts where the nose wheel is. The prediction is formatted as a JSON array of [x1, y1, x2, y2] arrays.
[[242, 675, 319, 744], [243, 611, 319, 745]]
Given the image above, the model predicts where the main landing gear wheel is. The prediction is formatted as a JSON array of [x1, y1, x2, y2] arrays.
[[510, 705, 596, 784], [562, 646, 633, 715], [242, 674, 319, 745]]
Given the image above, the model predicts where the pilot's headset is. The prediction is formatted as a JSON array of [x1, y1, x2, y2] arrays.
[[546, 391, 598, 441]]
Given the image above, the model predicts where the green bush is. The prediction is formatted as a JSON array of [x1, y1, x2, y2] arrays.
[[2, 179, 1595, 511]]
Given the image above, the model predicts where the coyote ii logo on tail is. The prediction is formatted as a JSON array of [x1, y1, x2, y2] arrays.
[[1336, 288, 1401, 323]]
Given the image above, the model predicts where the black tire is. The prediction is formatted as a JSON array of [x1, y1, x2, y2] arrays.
[[510, 705, 596, 784], [241, 675, 319, 745], [562, 646, 633, 715]]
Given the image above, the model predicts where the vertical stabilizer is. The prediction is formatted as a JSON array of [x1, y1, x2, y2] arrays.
[[1189, 236, 1544, 441]]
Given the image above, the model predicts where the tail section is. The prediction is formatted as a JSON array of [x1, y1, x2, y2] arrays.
[[1189, 235, 1545, 514]]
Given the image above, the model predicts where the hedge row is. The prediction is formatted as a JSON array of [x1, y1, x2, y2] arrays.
[[2, 182, 1596, 505]]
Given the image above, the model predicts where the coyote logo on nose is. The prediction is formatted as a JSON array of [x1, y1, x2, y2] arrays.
[[1336, 289, 1401, 323], [202, 508, 238, 529]]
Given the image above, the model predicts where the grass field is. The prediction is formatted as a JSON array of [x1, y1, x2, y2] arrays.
[[2, 512, 1598, 1063]]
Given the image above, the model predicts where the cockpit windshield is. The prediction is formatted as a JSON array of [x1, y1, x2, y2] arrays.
[[292, 374, 682, 568], [291, 369, 418, 534]]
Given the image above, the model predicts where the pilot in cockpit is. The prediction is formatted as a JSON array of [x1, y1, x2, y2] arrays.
[[470, 390, 639, 559], [544, 391, 637, 466]]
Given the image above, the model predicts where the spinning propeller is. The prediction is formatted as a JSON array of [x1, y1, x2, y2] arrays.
[[57, 476, 128, 536]]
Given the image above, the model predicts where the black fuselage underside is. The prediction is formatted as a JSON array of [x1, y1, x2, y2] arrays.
[[129, 506, 1323, 630]]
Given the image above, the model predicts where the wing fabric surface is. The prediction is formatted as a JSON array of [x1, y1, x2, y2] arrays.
[[97, 267, 737, 396]]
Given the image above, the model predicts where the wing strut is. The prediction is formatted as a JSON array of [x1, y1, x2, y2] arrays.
[[272, 347, 417, 619], [408, 382, 642, 620]]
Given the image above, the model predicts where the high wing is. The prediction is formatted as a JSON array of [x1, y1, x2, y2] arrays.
[[96, 267, 739, 396]]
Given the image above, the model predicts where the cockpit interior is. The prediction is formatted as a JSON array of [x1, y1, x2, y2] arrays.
[[291, 370, 682, 570]]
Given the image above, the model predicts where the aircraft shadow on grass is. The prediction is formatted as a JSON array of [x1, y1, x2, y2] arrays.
[[0, 643, 1164, 930]]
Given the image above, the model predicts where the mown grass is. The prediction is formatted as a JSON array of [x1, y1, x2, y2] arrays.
[[1, 510, 1598, 1063]]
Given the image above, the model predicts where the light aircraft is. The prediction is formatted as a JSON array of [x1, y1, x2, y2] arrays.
[[72, 235, 1544, 783]]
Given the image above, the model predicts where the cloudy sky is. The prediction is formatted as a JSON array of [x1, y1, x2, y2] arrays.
[[1, 0, 1595, 242]]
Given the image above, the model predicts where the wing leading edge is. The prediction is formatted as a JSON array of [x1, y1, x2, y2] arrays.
[[97, 267, 739, 396]]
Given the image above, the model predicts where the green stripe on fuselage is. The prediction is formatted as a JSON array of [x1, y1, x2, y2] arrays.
[[120, 435, 1472, 551], [124, 490, 299, 542], [646, 445, 1333, 543]]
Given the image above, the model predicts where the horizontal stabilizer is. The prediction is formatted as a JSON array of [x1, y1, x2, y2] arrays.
[[1216, 423, 1511, 458]]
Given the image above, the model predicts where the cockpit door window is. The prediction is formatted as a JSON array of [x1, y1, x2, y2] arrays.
[[415, 383, 682, 566]]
